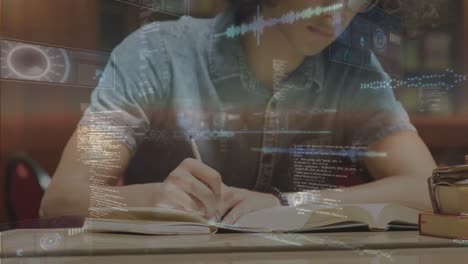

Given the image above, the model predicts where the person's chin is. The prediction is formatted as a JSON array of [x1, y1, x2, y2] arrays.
[[289, 35, 333, 57]]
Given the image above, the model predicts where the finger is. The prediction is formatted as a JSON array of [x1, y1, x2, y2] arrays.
[[180, 158, 222, 198], [158, 189, 204, 216], [176, 170, 218, 218], [218, 187, 243, 217], [184, 194, 206, 217], [221, 200, 254, 225], [178, 192, 205, 215]]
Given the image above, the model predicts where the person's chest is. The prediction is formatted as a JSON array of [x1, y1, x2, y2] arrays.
[[127, 66, 357, 187]]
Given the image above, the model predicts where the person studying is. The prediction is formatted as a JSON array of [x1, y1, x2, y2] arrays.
[[40, 0, 437, 227]]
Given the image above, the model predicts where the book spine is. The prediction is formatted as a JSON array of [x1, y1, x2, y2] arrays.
[[419, 213, 468, 240]]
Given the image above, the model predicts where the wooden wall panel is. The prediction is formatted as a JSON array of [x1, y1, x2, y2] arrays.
[[0, 0, 99, 225], [1, 0, 99, 50], [461, 0, 468, 113], [0, 0, 5, 225]]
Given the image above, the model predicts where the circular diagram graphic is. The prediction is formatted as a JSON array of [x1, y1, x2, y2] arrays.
[[373, 28, 388, 54], [39, 233, 63, 250], [1, 40, 70, 83]]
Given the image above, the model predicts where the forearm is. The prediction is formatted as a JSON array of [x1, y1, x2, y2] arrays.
[[40, 128, 160, 218], [286, 175, 433, 212]]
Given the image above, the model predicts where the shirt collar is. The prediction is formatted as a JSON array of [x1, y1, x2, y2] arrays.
[[208, 7, 241, 83]]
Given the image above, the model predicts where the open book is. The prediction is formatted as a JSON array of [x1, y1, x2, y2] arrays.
[[83, 204, 421, 235]]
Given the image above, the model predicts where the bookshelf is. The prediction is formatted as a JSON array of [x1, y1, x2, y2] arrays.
[[460, 0, 468, 113], [397, 0, 468, 154], [411, 115, 468, 148]]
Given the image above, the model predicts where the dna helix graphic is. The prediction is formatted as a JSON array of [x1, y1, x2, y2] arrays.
[[360, 69, 467, 90]]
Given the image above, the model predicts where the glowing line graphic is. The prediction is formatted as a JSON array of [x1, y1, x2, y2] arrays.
[[143, 130, 332, 141], [361, 69, 467, 90], [215, 3, 344, 45], [251, 147, 387, 158], [114, 0, 184, 18]]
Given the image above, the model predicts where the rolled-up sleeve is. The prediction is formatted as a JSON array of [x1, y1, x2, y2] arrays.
[[347, 56, 416, 147], [79, 28, 167, 153]]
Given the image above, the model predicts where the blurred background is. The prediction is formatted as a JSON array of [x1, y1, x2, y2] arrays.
[[1, 0, 467, 228]]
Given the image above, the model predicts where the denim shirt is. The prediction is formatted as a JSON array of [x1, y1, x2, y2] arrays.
[[81, 8, 415, 192]]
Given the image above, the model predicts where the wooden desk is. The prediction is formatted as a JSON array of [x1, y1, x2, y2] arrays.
[[1, 230, 467, 262], [3, 248, 468, 264]]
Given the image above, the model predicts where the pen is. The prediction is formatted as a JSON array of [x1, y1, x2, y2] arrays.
[[188, 135, 221, 223], [189, 136, 202, 162]]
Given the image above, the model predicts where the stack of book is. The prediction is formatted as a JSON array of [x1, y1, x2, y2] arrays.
[[420, 156, 468, 239], [419, 213, 468, 239]]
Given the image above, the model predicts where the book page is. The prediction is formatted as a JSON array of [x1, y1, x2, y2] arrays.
[[84, 218, 216, 235], [378, 204, 420, 228], [234, 206, 311, 231], [92, 207, 209, 224], [234, 204, 394, 231], [333, 204, 420, 229], [351, 204, 388, 224], [233, 205, 365, 231]]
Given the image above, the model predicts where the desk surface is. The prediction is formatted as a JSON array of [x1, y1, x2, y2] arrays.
[[1, 229, 466, 258], [4, 248, 468, 264]]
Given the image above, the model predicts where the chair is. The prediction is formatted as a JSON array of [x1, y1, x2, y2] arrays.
[[4, 154, 51, 229], [3, 154, 113, 230]]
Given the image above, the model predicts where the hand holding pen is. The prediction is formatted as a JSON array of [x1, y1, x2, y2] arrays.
[[155, 135, 281, 225], [153, 136, 223, 220], [189, 136, 222, 222]]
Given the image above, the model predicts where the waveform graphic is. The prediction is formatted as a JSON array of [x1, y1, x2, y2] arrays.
[[216, 3, 344, 45], [361, 69, 467, 90]]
